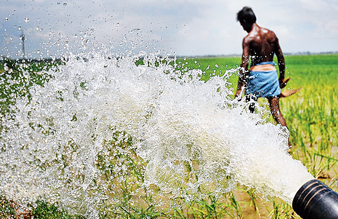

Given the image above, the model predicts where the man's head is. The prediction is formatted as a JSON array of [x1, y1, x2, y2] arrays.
[[237, 6, 256, 32]]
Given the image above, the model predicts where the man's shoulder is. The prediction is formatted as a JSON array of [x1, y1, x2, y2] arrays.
[[261, 27, 277, 38], [243, 33, 255, 41], [242, 34, 254, 46]]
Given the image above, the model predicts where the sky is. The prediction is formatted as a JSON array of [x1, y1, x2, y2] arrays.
[[1, 0, 338, 59]]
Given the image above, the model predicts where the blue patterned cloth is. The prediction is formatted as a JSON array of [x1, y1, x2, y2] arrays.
[[245, 61, 281, 98]]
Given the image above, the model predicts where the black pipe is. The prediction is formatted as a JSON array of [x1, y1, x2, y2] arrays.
[[292, 179, 338, 219]]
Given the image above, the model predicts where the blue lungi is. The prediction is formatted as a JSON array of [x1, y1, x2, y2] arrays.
[[245, 61, 281, 98]]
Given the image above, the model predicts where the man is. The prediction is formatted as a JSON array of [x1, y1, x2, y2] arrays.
[[235, 6, 288, 131]]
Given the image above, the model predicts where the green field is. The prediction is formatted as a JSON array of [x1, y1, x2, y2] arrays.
[[1, 54, 338, 218], [176, 53, 338, 218]]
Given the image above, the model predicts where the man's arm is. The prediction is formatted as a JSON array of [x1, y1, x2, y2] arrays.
[[235, 38, 250, 98], [274, 36, 286, 89]]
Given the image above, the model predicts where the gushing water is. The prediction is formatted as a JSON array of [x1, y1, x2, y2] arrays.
[[0, 52, 313, 216]]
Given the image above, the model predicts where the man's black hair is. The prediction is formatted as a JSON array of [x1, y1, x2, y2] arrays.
[[237, 6, 256, 24]]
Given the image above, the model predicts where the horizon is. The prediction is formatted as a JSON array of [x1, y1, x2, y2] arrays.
[[2, 51, 338, 62]]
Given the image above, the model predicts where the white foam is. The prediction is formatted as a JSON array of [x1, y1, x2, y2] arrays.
[[0, 52, 313, 215]]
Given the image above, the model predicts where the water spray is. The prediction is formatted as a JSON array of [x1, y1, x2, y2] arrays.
[[0, 53, 333, 217], [293, 179, 338, 219]]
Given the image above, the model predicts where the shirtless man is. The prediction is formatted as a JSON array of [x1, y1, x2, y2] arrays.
[[235, 6, 288, 130]]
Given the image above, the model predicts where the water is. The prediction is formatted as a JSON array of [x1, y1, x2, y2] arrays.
[[0, 51, 313, 216]]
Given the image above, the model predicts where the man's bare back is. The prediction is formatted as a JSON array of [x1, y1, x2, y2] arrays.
[[245, 26, 279, 65], [239, 23, 285, 88]]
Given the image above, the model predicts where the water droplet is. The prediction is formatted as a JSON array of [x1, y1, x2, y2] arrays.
[[57, 2, 61, 5], [24, 18, 29, 23], [63, 2, 67, 6], [18, 26, 21, 31], [5, 17, 8, 21], [36, 26, 39, 31]]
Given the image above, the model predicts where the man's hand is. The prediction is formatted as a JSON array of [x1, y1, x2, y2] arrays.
[[279, 77, 290, 89], [235, 71, 246, 100]]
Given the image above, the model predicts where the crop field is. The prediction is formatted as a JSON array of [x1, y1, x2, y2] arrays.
[[0, 54, 337, 218], [178, 53, 338, 218]]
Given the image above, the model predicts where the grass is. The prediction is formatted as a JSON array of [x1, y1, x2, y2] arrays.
[[0, 54, 337, 218], [280, 55, 338, 182]]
